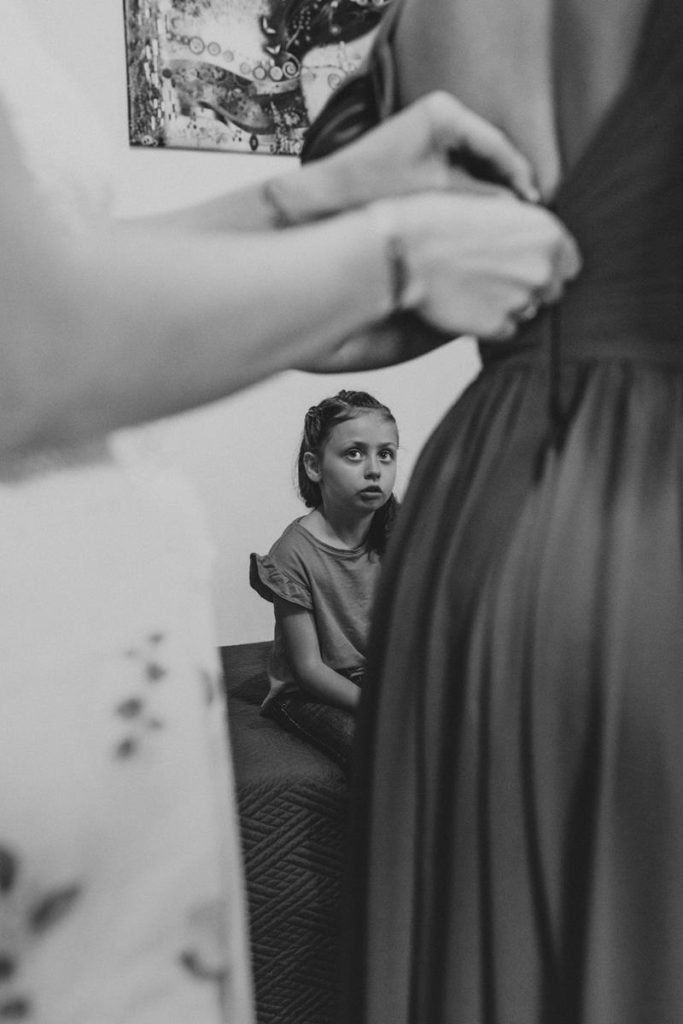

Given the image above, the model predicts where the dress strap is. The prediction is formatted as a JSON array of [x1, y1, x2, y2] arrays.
[[300, 0, 406, 159]]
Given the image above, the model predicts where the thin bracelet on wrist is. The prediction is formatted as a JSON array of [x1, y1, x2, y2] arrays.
[[369, 202, 410, 314], [261, 179, 294, 229]]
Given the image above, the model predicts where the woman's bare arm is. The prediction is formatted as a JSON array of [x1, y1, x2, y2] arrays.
[[0, 91, 579, 456], [0, 97, 392, 454], [135, 92, 541, 235]]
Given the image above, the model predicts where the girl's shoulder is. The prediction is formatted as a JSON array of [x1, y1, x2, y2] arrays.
[[256, 516, 374, 580], [250, 518, 323, 609], [269, 516, 350, 557], [254, 516, 326, 576], [269, 517, 318, 558]]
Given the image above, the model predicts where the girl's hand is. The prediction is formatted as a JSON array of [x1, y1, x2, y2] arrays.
[[380, 189, 581, 341]]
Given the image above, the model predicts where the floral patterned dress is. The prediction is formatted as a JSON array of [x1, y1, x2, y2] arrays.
[[0, 5, 253, 1022]]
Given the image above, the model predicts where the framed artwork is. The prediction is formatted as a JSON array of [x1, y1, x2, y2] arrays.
[[123, 0, 389, 155]]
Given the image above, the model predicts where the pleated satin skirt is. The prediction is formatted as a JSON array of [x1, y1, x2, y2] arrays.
[[342, 351, 683, 1024]]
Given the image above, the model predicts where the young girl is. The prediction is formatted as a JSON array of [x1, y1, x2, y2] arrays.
[[249, 389, 399, 774]]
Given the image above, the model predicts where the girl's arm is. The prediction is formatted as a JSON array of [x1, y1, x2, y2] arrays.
[[276, 599, 361, 712]]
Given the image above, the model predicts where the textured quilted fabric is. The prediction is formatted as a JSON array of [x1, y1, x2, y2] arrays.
[[225, 666, 348, 1024]]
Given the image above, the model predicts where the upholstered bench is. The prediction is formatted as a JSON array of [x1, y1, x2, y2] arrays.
[[220, 642, 348, 1024]]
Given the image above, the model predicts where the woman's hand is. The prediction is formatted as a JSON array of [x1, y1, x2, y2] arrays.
[[300, 188, 580, 374], [382, 188, 581, 341], [147, 92, 539, 234], [258, 91, 540, 228], [317, 90, 541, 206], [304, 186, 581, 373]]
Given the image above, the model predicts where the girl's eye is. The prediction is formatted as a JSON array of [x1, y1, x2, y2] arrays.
[[345, 449, 362, 460], [379, 450, 396, 462]]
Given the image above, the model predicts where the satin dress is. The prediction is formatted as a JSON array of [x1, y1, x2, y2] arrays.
[[307, 0, 683, 1021]]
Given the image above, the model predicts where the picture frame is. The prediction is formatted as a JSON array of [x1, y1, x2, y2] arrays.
[[123, 0, 388, 155]]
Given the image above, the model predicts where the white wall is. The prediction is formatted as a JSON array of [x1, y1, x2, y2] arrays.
[[26, 0, 479, 644]]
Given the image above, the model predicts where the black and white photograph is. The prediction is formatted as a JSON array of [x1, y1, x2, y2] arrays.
[[0, 0, 680, 1022]]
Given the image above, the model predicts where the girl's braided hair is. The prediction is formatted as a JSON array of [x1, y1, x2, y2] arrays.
[[297, 390, 399, 555]]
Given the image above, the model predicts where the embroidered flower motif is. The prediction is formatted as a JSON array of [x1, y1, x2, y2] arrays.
[[112, 633, 171, 759], [200, 668, 219, 706], [0, 850, 17, 895], [145, 663, 167, 683], [179, 899, 231, 1012], [116, 698, 144, 719], [29, 886, 82, 934], [179, 950, 227, 982], [0, 996, 30, 1018], [115, 737, 139, 760], [0, 843, 83, 1020]]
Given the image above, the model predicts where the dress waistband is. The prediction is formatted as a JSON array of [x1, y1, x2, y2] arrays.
[[478, 312, 683, 455], [479, 318, 683, 372]]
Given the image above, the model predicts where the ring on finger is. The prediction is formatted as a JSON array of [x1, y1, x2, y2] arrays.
[[517, 299, 541, 322]]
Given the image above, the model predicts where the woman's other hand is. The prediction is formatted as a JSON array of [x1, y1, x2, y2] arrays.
[[300, 188, 581, 375], [151, 92, 539, 234], [258, 91, 540, 228], [320, 90, 541, 205], [373, 189, 581, 341]]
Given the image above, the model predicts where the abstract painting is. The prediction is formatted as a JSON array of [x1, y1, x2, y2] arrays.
[[123, 0, 388, 155]]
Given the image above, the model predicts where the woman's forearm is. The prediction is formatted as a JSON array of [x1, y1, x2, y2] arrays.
[[0, 84, 580, 457], [139, 90, 544, 237], [130, 160, 355, 234], [1, 210, 392, 453]]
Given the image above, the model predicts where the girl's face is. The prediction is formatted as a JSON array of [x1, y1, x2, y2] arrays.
[[305, 410, 399, 517]]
